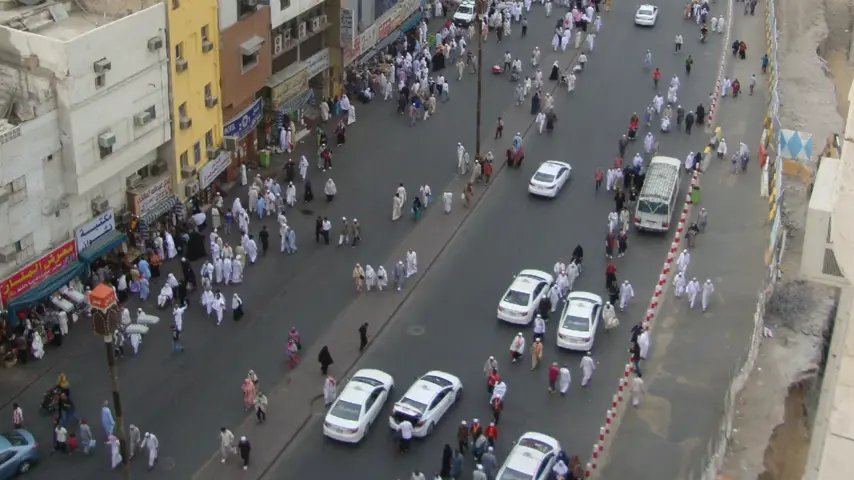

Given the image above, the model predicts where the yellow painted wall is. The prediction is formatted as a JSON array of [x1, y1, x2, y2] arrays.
[[167, 0, 224, 184]]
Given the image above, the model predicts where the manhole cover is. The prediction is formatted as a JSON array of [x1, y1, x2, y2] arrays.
[[407, 325, 426, 336], [158, 457, 176, 470], [300, 208, 314, 215]]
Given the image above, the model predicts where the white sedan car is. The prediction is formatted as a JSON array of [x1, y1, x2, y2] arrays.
[[388, 371, 463, 438], [497, 270, 554, 325], [556, 291, 603, 351], [323, 369, 394, 443], [496, 432, 562, 480], [634, 5, 659, 26], [528, 161, 572, 197]]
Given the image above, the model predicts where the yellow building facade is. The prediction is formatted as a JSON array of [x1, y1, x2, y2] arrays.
[[166, 0, 224, 195]]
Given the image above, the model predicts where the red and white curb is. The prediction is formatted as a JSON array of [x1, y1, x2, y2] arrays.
[[585, 172, 701, 477], [707, 0, 735, 126]]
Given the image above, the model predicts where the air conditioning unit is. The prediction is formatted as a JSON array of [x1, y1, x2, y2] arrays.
[[176, 59, 189, 72], [185, 180, 200, 197], [298, 22, 307, 39], [320, 14, 327, 25], [134, 111, 152, 126], [126, 173, 143, 189], [283, 29, 292, 43], [94, 58, 111, 73], [223, 136, 238, 151], [311, 17, 321, 32], [202, 39, 214, 53], [206, 147, 219, 160], [91, 195, 109, 214], [274, 34, 283, 55], [179, 116, 192, 130], [181, 166, 196, 178], [205, 95, 219, 108], [147, 37, 163, 52], [98, 132, 116, 148]]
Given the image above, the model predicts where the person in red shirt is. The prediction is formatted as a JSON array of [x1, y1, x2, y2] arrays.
[[485, 422, 498, 447], [652, 68, 661, 89], [491, 397, 503, 425], [594, 168, 605, 192], [483, 161, 494, 184], [548, 362, 560, 394], [488, 370, 500, 393]]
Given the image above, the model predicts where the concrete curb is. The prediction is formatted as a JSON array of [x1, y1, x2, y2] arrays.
[[707, 0, 734, 126]]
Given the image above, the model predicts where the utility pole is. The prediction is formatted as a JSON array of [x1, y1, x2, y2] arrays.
[[90, 285, 131, 480], [475, 0, 484, 161]]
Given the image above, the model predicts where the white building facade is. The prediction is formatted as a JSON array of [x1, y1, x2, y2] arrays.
[[0, 1, 170, 280]]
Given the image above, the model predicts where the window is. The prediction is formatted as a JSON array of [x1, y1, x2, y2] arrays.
[[280, 0, 290, 8], [175, 42, 184, 60], [205, 130, 214, 148], [11, 234, 34, 261], [95, 73, 105, 88], [5, 176, 27, 205], [99, 143, 113, 159], [145, 105, 157, 119], [201, 24, 209, 41], [238, 0, 257, 16], [193, 142, 201, 163], [204, 83, 212, 98], [179, 102, 188, 118], [180, 151, 189, 168], [241, 51, 259, 73]]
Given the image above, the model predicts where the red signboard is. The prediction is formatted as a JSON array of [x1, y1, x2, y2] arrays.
[[0, 239, 78, 305], [379, 18, 395, 39]]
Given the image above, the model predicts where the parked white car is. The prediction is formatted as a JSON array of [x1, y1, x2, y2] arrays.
[[323, 369, 394, 443], [528, 161, 572, 198], [388, 371, 463, 438], [634, 5, 659, 26], [453, 1, 477, 27], [496, 432, 562, 480], [497, 270, 554, 325], [556, 291, 603, 351]]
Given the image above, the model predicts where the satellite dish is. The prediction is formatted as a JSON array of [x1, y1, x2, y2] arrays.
[[15, 0, 48, 6]]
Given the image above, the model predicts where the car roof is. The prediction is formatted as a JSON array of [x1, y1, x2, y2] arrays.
[[638, 4, 657, 10], [510, 270, 552, 292], [538, 161, 571, 174], [403, 371, 459, 402], [504, 432, 561, 473], [351, 368, 393, 385], [340, 369, 392, 403], [567, 291, 603, 306]]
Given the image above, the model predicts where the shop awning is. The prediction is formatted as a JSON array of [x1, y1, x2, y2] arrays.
[[275, 89, 315, 115], [5, 262, 84, 320], [140, 196, 180, 225], [78, 230, 127, 264]]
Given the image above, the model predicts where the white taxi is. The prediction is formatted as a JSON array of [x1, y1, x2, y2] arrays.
[[388, 371, 463, 438], [323, 369, 394, 443], [497, 270, 554, 325], [495, 432, 562, 480], [634, 5, 659, 26], [556, 291, 603, 351], [528, 161, 572, 198]]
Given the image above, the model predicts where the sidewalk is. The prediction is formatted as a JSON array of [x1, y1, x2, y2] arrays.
[[597, 9, 772, 480]]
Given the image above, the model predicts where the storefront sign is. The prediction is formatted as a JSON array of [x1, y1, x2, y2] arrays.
[[345, 0, 420, 66], [305, 48, 331, 78], [340, 8, 355, 48], [0, 240, 78, 304], [130, 177, 172, 217], [360, 24, 379, 54], [224, 98, 264, 140], [75, 209, 116, 251], [198, 150, 231, 189], [271, 68, 309, 108]]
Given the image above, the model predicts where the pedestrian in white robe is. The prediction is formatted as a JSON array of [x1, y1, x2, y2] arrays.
[[545, 0, 552, 16], [566, 72, 576, 92], [686, 278, 701, 308], [553, 261, 566, 276], [573, 30, 582, 49], [677, 249, 691, 275], [129, 330, 141, 354], [376, 266, 389, 291], [406, 250, 418, 278], [638, 328, 650, 359], [560, 30, 570, 51], [605, 168, 616, 191], [631, 375, 645, 407], [603, 302, 619, 329], [164, 232, 178, 259], [490, 381, 507, 404], [246, 237, 258, 264], [323, 376, 337, 407], [586, 33, 595, 51], [298, 156, 309, 181], [457, 143, 466, 174], [143, 432, 159, 470], [222, 257, 233, 286], [535, 112, 546, 134], [595, 15, 602, 31], [685, 152, 695, 171], [717, 15, 725, 33], [566, 263, 579, 290], [620, 281, 634, 311], [673, 272, 686, 297], [548, 285, 560, 312], [558, 365, 571, 395], [580, 352, 595, 386], [443, 192, 453, 213], [108, 435, 122, 469], [364, 265, 377, 291], [392, 194, 403, 221], [607, 212, 619, 234], [211, 292, 225, 325], [121, 307, 132, 326], [157, 284, 173, 308], [231, 256, 244, 284], [556, 272, 569, 297], [393, 261, 406, 291], [509, 332, 525, 363], [551, 32, 560, 51], [31, 333, 44, 359], [702, 279, 715, 311], [201, 288, 214, 315]]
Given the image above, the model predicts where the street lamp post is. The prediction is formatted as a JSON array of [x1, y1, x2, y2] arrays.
[[475, 0, 485, 162], [89, 285, 131, 480]]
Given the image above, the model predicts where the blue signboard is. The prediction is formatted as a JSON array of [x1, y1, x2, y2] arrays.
[[224, 98, 264, 139]]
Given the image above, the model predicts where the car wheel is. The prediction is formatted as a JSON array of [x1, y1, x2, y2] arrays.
[[426, 422, 435, 435], [19, 461, 31, 474], [455, 388, 463, 403]]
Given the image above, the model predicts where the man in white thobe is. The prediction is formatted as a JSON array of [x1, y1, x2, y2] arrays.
[[677, 249, 691, 275], [396, 184, 407, 205], [213, 292, 226, 325], [558, 364, 571, 395], [631, 375, 645, 407], [644, 132, 655, 155], [702, 279, 715, 311], [405, 250, 418, 278], [652, 95, 663, 114], [638, 328, 650, 359], [580, 352, 595, 387], [685, 151, 695, 171], [619, 281, 634, 311], [686, 278, 701, 308], [566, 262, 579, 290], [457, 143, 466, 174], [674, 272, 686, 297], [323, 376, 337, 407], [143, 432, 159, 470], [246, 237, 258, 264]]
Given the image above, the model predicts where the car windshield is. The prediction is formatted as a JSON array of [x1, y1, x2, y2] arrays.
[[497, 467, 535, 480], [503, 289, 530, 307], [0, 433, 27, 447], [638, 199, 668, 216], [421, 374, 452, 388], [398, 397, 428, 413], [518, 437, 553, 454], [533, 172, 556, 183], [351, 376, 383, 388], [457, 5, 474, 14], [561, 313, 590, 331], [329, 400, 362, 421], [639, 8, 654, 15]]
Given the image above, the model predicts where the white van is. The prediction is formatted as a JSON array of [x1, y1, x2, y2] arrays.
[[633, 156, 682, 232]]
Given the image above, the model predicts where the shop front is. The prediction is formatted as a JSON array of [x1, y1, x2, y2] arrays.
[[195, 149, 232, 207], [75, 209, 128, 276], [342, 0, 421, 67], [223, 98, 263, 180], [1, 240, 84, 326], [266, 64, 313, 139], [126, 175, 184, 246]]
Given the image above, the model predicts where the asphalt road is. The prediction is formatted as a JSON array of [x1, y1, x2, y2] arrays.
[[266, 4, 729, 480]]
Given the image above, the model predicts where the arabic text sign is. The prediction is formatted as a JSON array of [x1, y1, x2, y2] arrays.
[[198, 151, 231, 190], [224, 98, 264, 140], [271, 69, 309, 108], [340, 8, 355, 48], [360, 24, 379, 53], [0, 240, 78, 304], [305, 48, 331, 78], [131, 177, 172, 217], [75, 209, 116, 251]]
